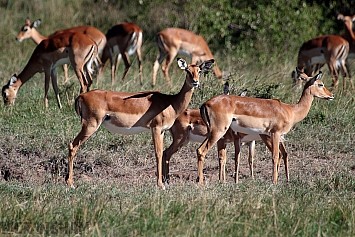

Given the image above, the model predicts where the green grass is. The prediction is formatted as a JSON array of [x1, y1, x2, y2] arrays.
[[1, 1, 355, 236]]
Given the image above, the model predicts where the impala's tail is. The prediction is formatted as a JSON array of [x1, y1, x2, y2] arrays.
[[74, 96, 83, 119], [335, 44, 349, 71], [200, 104, 211, 133], [127, 31, 143, 55], [85, 45, 96, 75]]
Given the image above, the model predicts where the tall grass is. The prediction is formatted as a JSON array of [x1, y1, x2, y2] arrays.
[[1, 0, 355, 236]]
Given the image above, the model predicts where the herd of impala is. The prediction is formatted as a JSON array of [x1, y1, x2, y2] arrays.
[[5, 14, 355, 189]]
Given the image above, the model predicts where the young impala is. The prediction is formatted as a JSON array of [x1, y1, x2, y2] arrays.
[[196, 68, 334, 185], [162, 83, 288, 183], [15, 17, 106, 82], [2, 32, 97, 108], [66, 58, 215, 189], [99, 22, 143, 85], [152, 28, 222, 86]]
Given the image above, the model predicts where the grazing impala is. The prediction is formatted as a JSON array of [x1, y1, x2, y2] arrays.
[[15, 17, 106, 82], [294, 34, 350, 89], [196, 68, 334, 185], [152, 28, 222, 86], [99, 22, 143, 85], [163, 83, 288, 183], [66, 58, 215, 189], [2, 32, 97, 108]]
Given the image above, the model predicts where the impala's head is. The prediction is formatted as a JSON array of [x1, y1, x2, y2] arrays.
[[2, 75, 20, 106], [16, 17, 41, 42], [177, 58, 215, 88], [296, 67, 334, 101], [337, 14, 355, 29]]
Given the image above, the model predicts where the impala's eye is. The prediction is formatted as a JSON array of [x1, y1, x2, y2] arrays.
[[318, 83, 324, 88]]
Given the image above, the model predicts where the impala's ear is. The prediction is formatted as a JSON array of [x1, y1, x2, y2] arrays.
[[9, 75, 17, 85], [32, 19, 41, 28], [337, 13, 345, 21], [223, 81, 229, 95], [177, 58, 188, 70], [200, 59, 215, 72], [314, 71, 323, 80], [295, 67, 303, 74]]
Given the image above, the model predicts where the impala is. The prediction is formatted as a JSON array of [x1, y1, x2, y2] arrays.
[[16, 17, 106, 82], [99, 22, 143, 85], [162, 83, 288, 183], [2, 32, 97, 108], [196, 68, 334, 185], [337, 13, 355, 88], [152, 28, 223, 86], [293, 34, 350, 89], [66, 58, 215, 189]]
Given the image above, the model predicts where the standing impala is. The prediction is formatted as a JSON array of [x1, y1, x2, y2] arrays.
[[99, 22, 143, 85], [152, 28, 223, 86], [162, 84, 288, 183], [15, 17, 106, 82], [337, 14, 355, 88], [66, 58, 215, 189], [196, 68, 334, 185], [2, 32, 97, 108]]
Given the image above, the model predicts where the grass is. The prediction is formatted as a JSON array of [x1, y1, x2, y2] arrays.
[[1, 1, 355, 236]]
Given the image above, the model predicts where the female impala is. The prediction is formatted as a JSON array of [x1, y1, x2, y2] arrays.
[[99, 22, 143, 85], [15, 17, 106, 82], [2, 32, 97, 108], [66, 58, 214, 189], [162, 84, 288, 183], [197, 68, 334, 185], [152, 28, 222, 86]]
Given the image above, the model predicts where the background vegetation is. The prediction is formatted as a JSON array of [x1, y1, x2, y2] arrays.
[[1, 0, 355, 236]]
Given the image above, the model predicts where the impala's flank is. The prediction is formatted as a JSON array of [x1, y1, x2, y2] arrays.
[[99, 22, 143, 85], [15, 17, 106, 82], [152, 28, 222, 86], [66, 58, 215, 189], [197, 68, 333, 185], [2, 32, 97, 108]]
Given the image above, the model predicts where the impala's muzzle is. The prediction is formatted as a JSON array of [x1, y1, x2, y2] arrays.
[[192, 80, 199, 87]]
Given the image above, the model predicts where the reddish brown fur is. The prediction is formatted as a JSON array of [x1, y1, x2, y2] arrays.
[[66, 58, 215, 189], [99, 22, 143, 84], [152, 28, 222, 86], [15, 17, 106, 83], [2, 32, 97, 108], [197, 70, 334, 185]]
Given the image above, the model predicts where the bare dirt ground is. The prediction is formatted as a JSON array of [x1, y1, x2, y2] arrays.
[[1, 140, 355, 187]]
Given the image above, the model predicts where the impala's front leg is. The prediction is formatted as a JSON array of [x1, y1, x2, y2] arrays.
[[151, 127, 165, 189]]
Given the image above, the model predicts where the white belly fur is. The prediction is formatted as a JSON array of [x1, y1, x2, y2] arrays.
[[102, 120, 149, 135], [188, 131, 206, 143], [53, 57, 70, 68]]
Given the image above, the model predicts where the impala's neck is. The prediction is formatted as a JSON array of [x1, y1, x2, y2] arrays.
[[29, 29, 47, 45], [293, 87, 314, 124], [15, 59, 42, 89], [172, 80, 195, 117], [343, 21, 355, 43]]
